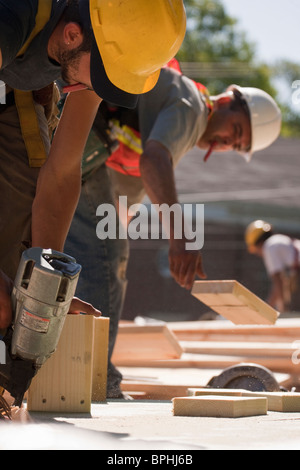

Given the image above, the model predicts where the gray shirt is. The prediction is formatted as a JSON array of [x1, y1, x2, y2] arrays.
[[138, 66, 209, 167]]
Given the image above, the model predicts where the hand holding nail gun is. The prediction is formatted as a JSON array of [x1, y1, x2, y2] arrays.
[[0, 248, 101, 407]]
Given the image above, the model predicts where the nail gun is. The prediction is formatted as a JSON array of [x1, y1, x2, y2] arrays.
[[0, 248, 81, 407]]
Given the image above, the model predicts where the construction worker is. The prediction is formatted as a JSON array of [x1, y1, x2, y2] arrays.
[[0, 0, 186, 331], [245, 220, 300, 312], [64, 60, 282, 397]]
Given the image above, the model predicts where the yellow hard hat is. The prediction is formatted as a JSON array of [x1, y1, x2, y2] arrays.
[[89, 0, 186, 95], [245, 220, 273, 247]]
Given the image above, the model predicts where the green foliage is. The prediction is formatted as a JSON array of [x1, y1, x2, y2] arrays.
[[177, 0, 276, 96], [271, 60, 300, 137]]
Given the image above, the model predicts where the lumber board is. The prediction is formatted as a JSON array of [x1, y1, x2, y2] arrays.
[[27, 315, 94, 413], [121, 382, 193, 400], [241, 391, 300, 412], [191, 280, 279, 325], [188, 388, 245, 397], [172, 395, 268, 418], [188, 388, 300, 412], [111, 324, 183, 366], [92, 317, 110, 402], [120, 353, 300, 374], [168, 318, 300, 342], [180, 340, 299, 358]]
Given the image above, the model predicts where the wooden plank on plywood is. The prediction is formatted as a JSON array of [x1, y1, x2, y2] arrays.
[[172, 395, 268, 418], [188, 388, 300, 412], [241, 391, 300, 412], [111, 324, 183, 366], [180, 340, 299, 358], [191, 280, 279, 325], [169, 318, 300, 342]]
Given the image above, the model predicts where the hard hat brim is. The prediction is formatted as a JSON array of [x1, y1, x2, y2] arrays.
[[78, 0, 138, 107], [90, 39, 139, 108]]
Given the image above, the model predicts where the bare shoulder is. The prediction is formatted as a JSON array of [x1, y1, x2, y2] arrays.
[[64, 89, 102, 111]]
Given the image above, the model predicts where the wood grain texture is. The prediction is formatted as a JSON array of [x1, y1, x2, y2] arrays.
[[192, 280, 279, 325], [92, 317, 110, 402], [27, 315, 94, 413], [111, 324, 183, 366], [172, 395, 268, 418], [188, 388, 300, 412]]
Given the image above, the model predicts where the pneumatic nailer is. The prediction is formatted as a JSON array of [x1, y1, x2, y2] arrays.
[[0, 248, 81, 407]]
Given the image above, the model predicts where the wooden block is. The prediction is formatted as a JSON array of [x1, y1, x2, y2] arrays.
[[192, 280, 278, 325], [181, 340, 299, 358], [27, 315, 94, 413], [92, 317, 110, 402], [172, 395, 268, 418], [111, 324, 183, 366], [241, 391, 300, 412], [188, 387, 244, 397], [121, 382, 193, 400], [187, 388, 300, 412]]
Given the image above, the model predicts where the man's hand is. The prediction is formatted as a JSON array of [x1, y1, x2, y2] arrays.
[[168, 238, 206, 290], [68, 297, 102, 317], [0, 270, 13, 329]]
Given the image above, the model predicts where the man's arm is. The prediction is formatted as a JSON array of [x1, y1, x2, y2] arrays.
[[268, 272, 286, 312], [139, 140, 206, 290], [32, 89, 101, 250], [0, 90, 102, 328]]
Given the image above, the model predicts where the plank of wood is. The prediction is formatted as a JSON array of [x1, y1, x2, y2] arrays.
[[120, 353, 299, 374], [191, 280, 279, 325], [188, 388, 245, 397], [241, 391, 300, 412], [180, 340, 299, 358], [27, 315, 94, 413], [121, 382, 193, 400], [188, 388, 300, 412], [169, 318, 300, 343], [169, 318, 300, 339], [172, 395, 268, 418], [111, 324, 183, 366], [92, 317, 110, 402]]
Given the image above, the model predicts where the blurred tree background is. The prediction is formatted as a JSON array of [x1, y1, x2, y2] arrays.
[[176, 0, 300, 137]]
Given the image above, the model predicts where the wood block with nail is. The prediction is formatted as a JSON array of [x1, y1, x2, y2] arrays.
[[27, 315, 94, 413]]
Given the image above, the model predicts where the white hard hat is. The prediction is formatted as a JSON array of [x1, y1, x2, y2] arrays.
[[227, 85, 282, 161]]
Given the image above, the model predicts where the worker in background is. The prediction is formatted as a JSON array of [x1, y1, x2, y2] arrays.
[[64, 59, 282, 398], [245, 220, 300, 313], [0, 0, 186, 331]]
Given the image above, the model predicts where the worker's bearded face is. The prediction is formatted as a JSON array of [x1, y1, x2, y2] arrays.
[[58, 47, 92, 90]]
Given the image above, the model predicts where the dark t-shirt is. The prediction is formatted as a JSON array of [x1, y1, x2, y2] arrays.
[[0, 0, 65, 90]]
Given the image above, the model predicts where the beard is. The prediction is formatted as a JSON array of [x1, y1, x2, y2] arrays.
[[57, 46, 85, 84]]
